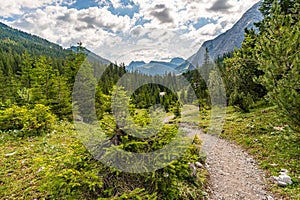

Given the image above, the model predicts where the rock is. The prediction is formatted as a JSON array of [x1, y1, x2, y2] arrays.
[[5, 151, 17, 157], [74, 114, 83, 122], [277, 181, 288, 187], [270, 176, 279, 183], [280, 169, 288, 174], [189, 162, 197, 177], [267, 195, 274, 200], [274, 126, 284, 131], [247, 158, 255, 164], [278, 174, 293, 185], [270, 163, 277, 167], [36, 166, 44, 173], [263, 195, 274, 200], [195, 161, 203, 168]]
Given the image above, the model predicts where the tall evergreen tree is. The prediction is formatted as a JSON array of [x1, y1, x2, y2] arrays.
[[255, 2, 300, 127]]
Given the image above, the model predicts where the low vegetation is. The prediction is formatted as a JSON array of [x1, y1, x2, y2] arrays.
[[0, 109, 208, 199]]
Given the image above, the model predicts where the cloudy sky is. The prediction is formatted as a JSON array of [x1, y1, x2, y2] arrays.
[[0, 0, 259, 64]]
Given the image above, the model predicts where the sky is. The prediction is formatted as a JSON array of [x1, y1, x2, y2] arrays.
[[0, 0, 260, 64]]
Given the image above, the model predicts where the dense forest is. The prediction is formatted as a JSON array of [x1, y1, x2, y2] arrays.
[[0, 0, 299, 199]]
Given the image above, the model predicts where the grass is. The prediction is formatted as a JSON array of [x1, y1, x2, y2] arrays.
[[199, 104, 299, 199], [0, 122, 87, 199], [180, 105, 202, 125], [0, 116, 209, 199]]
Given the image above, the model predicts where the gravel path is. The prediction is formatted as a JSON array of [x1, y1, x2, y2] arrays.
[[183, 126, 275, 200]]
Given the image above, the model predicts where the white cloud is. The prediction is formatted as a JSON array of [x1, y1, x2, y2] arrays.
[[110, 0, 122, 8], [0, 0, 58, 17], [9, 5, 135, 49], [1, 0, 261, 64]]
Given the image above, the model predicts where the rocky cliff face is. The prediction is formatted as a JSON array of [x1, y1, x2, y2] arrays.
[[188, 1, 263, 67]]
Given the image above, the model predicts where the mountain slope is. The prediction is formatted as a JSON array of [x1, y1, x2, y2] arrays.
[[0, 22, 67, 58], [175, 61, 196, 73], [170, 57, 185, 65], [69, 46, 111, 65], [0, 22, 112, 65], [133, 61, 178, 76], [126, 61, 146, 71], [188, 1, 263, 67]]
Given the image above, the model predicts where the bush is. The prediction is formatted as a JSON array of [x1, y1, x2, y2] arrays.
[[229, 91, 254, 112], [43, 140, 103, 199], [0, 104, 56, 136]]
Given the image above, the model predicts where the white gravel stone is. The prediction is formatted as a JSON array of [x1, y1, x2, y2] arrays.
[[277, 181, 288, 187], [278, 174, 293, 185]]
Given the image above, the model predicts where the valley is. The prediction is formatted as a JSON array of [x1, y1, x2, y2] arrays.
[[0, 0, 299, 199]]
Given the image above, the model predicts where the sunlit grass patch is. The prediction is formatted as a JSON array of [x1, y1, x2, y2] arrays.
[[218, 105, 299, 199]]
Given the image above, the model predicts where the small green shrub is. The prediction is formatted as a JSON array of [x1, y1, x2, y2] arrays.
[[0, 104, 56, 136], [229, 91, 254, 112], [44, 140, 103, 199]]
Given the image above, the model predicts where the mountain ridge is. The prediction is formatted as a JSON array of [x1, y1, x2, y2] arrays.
[[0, 22, 67, 58], [0, 22, 112, 65], [68, 46, 111, 65], [188, 1, 263, 67], [126, 58, 196, 76]]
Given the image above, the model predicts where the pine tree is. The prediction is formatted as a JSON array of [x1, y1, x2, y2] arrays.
[[255, 2, 300, 127], [208, 70, 226, 107], [72, 59, 97, 123], [200, 48, 214, 82], [224, 30, 266, 111]]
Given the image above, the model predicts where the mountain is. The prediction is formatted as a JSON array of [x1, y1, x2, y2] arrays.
[[126, 61, 146, 71], [125, 2, 263, 76], [0, 22, 112, 65], [175, 61, 196, 73], [130, 61, 178, 76], [69, 46, 111, 65], [0, 22, 67, 58], [188, 1, 263, 67], [126, 58, 195, 76], [170, 57, 185, 65]]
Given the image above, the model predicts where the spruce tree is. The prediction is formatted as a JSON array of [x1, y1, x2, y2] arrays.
[[255, 2, 300, 127]]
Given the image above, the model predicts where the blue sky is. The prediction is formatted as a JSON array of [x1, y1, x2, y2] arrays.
[[0, 0, 259, 64]]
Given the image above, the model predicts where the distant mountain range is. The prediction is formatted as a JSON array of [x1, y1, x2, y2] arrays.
[[126, 58, 195, 76], [188, 1, 263, 67], [126, 1, 263, 76]]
